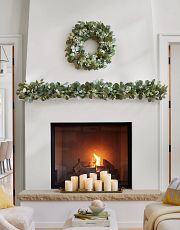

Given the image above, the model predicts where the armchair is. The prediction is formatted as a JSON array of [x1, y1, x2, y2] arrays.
[[0, 206, 35, 230]]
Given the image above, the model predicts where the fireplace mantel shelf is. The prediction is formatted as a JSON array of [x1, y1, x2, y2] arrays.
[[18, 189, 161, 201]]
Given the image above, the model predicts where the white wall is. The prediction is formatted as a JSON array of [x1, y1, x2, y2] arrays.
[[0, 0, 30, 79], [0, 0, 22, 141], [1, 0, 180, 191], [0, 0, 30, 138], [0, 0, 30, 199], [0, 0, 22, 35], [25, 0, 160, 190], [151, 0, 180, 34], [27, 0, 155, 83]]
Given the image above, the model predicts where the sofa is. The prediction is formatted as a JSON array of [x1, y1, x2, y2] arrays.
[[144, 202, 180, 230]]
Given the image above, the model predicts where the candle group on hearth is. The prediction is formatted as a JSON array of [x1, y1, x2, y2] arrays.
[[64, 171, 118, 192]]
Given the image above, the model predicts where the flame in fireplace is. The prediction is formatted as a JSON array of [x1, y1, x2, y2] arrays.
[[93, 153, 101, 167]]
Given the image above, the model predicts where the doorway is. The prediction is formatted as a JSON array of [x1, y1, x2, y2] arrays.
[[0, 45, 14, 201], [169, 44, 180, 180], [159, 35, 180, 191], [0, 36, 24, 204]]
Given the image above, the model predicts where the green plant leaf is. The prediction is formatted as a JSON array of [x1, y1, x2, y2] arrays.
[[16, 79, 167, 103]]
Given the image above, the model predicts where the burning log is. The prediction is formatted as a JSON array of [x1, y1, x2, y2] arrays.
[[103, 159, 115, 171], [72, 157, 119, 179], [73, 159, 96, 175], [103, 159, 119, 179]]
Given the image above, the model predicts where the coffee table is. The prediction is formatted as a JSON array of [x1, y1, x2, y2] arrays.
[[63, 209, 118, 230]]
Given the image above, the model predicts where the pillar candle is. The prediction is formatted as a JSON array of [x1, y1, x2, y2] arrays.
[[71, 176, 78, 191], [65, 180, 73, 192], [85, 178, 93, 191], [111, 179, 118, 191], [89, 173, 97, 187], [79, 174, 87, 190], [104, 174, 111, 191], [100, 171, 108, 182], [95, 180, 103, 191]]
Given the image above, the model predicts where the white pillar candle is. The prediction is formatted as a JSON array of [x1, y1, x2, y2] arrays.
[[100, 171, 108, 182], [79, 174, 87, 190], [95, 180, 103, 191], [71, 176, 78, 191], [104, 174, 111, 191], [85, 178, 93, 191], [65, 180, 73, 192], [111, 179, 118, 191], [89, 173, 97, 187]]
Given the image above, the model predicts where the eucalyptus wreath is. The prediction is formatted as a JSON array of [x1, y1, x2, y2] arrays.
[[17, 79, 167, 102], [65, 21, 116, 70]]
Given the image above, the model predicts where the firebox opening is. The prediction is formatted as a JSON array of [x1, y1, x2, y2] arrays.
[[51, 122, 132, 189]]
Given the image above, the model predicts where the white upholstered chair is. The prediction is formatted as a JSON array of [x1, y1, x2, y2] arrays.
[[0, 186, 35, 230], [0, 215, 18, 230], [0, 206, 35, 230]]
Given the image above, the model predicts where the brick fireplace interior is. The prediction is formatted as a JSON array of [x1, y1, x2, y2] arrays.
[[51, 122, 132, 189]]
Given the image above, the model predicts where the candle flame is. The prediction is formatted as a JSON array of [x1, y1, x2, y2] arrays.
[[93, 153, 101, 167]]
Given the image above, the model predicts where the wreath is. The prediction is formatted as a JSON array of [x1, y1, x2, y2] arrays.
[[65, 21, 116, 70]]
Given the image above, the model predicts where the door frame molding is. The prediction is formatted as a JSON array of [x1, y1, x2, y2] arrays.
[[159, 35, 180, 191], [0, 35, 24, 202]]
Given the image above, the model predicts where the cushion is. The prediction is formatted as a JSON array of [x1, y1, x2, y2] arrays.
[[0, 186, 14, 209], [0, 206, 34, 230], [144, 202, 171, 220], [157, 219, 180, 230], [163, 178, 180, 205]]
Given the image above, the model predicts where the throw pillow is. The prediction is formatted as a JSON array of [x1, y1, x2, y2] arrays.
[[163, 178, 180, 205], [0, 186, 14, 208]]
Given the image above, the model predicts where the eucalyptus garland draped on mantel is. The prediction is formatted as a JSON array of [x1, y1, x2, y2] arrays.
[[16, 79, 167, 102]]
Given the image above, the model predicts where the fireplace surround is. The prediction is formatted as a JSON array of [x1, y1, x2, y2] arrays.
[[51, 122, 132, 189]]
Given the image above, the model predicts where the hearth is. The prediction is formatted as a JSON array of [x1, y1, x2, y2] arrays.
[[51, 122, 132, 189]]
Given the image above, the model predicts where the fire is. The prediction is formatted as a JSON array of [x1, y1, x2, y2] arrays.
[[93, 153, 101, 167]]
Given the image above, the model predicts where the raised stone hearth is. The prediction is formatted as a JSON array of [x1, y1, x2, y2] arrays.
[[18, 189, 161, 201]]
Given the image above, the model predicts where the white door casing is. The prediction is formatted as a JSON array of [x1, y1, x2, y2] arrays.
[[159, 35, 180, 191], [0, 35, 24, 203]]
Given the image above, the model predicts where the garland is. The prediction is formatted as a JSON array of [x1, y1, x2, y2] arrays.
[[17, 79, 167, 102], [65, 21, 116, 70]]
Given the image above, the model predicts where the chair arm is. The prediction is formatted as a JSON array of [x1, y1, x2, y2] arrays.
[[0, 214, 19, 230]]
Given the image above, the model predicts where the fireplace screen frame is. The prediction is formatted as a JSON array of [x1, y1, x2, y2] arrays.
[[51, 122, 132, 189]]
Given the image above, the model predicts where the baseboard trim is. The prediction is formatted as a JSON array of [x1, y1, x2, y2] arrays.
[[35, 221, 143, 228], [118, 221, 143, 228], [35, 222, 63, 228]]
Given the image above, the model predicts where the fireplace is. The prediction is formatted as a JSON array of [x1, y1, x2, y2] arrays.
[[51, 122, 132, 189]]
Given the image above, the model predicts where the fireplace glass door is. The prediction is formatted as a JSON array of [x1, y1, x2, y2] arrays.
[[51, 122, 132, 189]]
